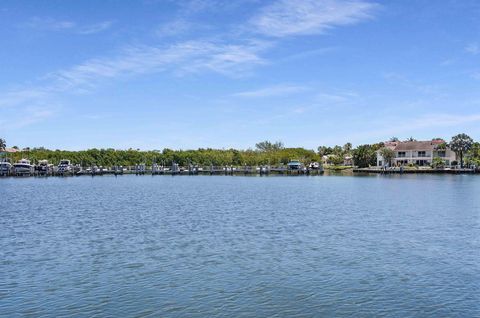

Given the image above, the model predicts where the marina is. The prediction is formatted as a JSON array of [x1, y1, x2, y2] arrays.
[[0, 159, 326, 177], [1, 157, 479, 177]]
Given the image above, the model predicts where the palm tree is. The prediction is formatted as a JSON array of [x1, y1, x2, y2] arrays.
[[379, 147, 395, 167], [449, 133, 473, 168], [343, 142, 352, 154], [0, 138, 5, 151]]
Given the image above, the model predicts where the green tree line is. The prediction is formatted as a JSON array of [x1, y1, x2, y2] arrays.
[[0, 143, 320, 167], [1, 135, 479, 168]]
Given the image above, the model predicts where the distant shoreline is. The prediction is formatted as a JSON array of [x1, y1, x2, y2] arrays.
[[1, 168, 478, 178]]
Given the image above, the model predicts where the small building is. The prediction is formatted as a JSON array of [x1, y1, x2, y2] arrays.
[[377, 140, 456, 167], [322, 154, 353, 166], [343, 155, 353, 166], [0, 147, 19, 156]]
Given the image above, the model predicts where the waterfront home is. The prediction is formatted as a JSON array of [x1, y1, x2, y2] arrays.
[[0, 147, 19, 155], [377, 140, 456, 167], [322, 154, 353, 166]]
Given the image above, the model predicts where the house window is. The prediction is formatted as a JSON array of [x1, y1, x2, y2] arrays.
[[416, 160, 429, 166], [397, 151, 406, 158], [418, 151, 426, 157], [437, 151, 446, 158]]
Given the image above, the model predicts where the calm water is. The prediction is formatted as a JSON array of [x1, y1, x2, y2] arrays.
[[1, 175, 479, 317]]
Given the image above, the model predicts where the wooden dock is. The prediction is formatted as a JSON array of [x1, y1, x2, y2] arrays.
[[76, 165, 325, 176], [0, 164, 325, 177]]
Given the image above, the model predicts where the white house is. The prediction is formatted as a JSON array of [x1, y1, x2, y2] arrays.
[[377, 140, 456, 167]]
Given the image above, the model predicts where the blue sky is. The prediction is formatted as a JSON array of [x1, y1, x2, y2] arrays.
[[1, 0, 480, 150]]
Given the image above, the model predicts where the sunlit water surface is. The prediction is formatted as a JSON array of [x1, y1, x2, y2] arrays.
[[1, 175, 479, 317]]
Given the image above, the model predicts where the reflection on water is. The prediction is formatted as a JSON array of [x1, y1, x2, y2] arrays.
[[1, 175, 479, 317]]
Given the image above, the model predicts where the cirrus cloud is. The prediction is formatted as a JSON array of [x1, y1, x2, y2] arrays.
[[251, 0, 378, 37]]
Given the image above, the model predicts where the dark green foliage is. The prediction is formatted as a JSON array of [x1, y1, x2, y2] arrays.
[[449, 133, 473, 168], [328, 155, 344, 166], [379, 147, 395, 166], [255, 141, 284, 152], [5, 135, 479, 169], [431, 157, 445, 168], [352, 144, 380, 168], [317, 146, 333, 156], [6, 146, 319, 167]]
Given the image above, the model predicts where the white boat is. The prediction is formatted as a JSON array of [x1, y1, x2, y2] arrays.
[[57, 159, 72, 174], [13, 159, 33, 176], [309, 162, 321, 169], [36, 160, 53, 175], [0, 159, 12, 176], [287, 160, 303, 170]]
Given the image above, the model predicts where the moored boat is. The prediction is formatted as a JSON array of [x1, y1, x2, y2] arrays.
[[309, 162, 321, 169], [57, 159, 72, 175], [287, 160, 303, 170], [0, 158, 13, 176], [35, 160, 53, 175], [13, 159, 33, 176]]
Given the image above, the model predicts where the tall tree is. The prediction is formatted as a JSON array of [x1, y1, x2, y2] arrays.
[[379, 147, 395, 167], [317, 146, 333, 156], [352, 144, 377, 168], [343, 142, 352, 154], [332, 145, 343, 155], [389, 137, 399, 142], [255, 141, 284, 152], [450, 134, 473, 168], [0, 138, 5, 151], [328, 155, 344, 166], [435, 142, 447, 150], [470, 142, 480, 158]]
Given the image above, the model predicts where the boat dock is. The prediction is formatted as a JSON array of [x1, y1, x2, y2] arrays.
[[0, 163, 325, 177]]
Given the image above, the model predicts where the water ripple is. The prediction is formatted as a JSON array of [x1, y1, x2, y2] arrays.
[[0, 175, 479, 317]]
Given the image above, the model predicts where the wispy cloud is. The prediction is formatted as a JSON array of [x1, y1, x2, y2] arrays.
[[250, 0, 378, 37], [22, 17, 113, 34], [0, 39, 268, 110], [173, 0, 260, 15], [0, 89, 51, 108], [49, 40, 267, 87], [78, 21, 114, 35], [23, 17, 76, 31], [382, 72, 443, 95], [470, 71, 480, 80], [156, 19, 192, 37], [316, 91, 355, 103], [354, 113, 480, 141], [276, 47, 338, 63], [465, 42, 480, 55], [233, 84, 308, 98], [410, 113, 480, 127], [0, 105, 58, 130]]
